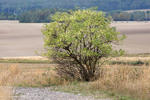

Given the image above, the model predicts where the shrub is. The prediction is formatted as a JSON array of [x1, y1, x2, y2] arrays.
[[42, 9, 125, 81]]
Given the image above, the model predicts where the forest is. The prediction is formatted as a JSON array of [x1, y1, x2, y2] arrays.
[[1, 0, 150, 22]]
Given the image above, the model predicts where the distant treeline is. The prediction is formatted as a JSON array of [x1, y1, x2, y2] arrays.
[[1, 0, 150, 22], [18, 9, 59, 23], [0, 9, 65, 23], [1, 0, 150, 12], [1, 9, 150, 23], [110, 11, 150, 21]]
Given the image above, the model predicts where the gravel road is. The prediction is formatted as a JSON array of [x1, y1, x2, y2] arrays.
[[13, 87, 111, 100]]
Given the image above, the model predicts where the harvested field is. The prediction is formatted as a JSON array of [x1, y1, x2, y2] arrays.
[[112, 21, 150, 54], [0, 21, 150, 57], [0, 23, 43, 57]]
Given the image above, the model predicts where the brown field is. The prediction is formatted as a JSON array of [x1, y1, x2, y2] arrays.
[[0, 21, 150, 57], [112, 21, 150, 54], [0, 23, 43, 57]]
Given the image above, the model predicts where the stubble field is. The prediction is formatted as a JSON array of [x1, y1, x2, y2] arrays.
[[0, 22, 43, 57], [0, 21, 150, 57], [112, 21, 150, 54]]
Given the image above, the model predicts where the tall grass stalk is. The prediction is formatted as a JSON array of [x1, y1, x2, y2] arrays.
[[91, 66, 150, 100]]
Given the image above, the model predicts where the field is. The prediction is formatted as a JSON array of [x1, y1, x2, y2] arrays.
[[0, 22, 43, 57], [0, 57, 150, 100], [112, 21, 150, 54], [0, 21, 150, 100], [0, 21, 150, 57]]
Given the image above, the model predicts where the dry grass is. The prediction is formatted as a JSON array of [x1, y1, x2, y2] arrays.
[[0, 65, 19, 100], [0, 57, 150, 100], [14, 67, 68, 87], [91, 65, 150, 100], [0, 87, 12, 100], [0, 64, 68, 100], [52, 65, 150, 100], [111, 57, 150, 62]]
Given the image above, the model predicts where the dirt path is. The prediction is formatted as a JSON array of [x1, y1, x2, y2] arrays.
[[13, 87, 111, 100]]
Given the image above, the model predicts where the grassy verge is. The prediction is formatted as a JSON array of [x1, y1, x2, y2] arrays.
[[52, 82, 134, 100], [0, 59, 150, 100], [123, 53, 150, 57], [109, 60, 149, 66], [0, 59, 51, 64], [1, 57, 150, 67]]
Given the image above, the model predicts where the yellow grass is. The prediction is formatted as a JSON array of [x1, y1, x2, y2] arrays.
[[0, 64, 68, 100], [0, 87, 12, 100], [0, 65, 19, 100], [91, 65, 150, 100], [0, 57, 150, 100], [111, 57, 150, 62]]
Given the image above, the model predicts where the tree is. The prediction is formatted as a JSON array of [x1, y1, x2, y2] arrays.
[[42, 10, 125, 81]]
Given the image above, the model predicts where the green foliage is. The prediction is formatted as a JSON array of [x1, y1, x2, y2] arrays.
[[43, 9, 125, 81], [43, 10, 124, 58]]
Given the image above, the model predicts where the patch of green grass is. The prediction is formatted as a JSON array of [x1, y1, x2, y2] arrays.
[[117, 96, 134, 100], [0, 59, 51, 64], [123, 53, 150, 57], [109, 60, 149, 66], [52, 82, 109, 99], [104, 91, 135, 100], [51, 82, 135, 100]]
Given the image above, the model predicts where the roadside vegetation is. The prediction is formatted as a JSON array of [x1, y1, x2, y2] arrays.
[[0, 59, 51, 64]]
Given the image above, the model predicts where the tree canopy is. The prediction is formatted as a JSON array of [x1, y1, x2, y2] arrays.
[[42, 10, 125, 81]]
